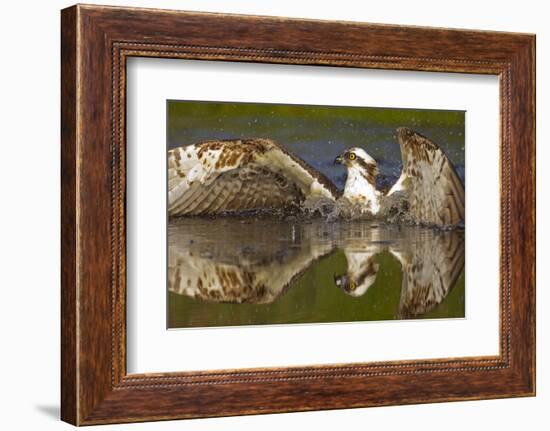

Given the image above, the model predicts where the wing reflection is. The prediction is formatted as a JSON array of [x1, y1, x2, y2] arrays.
[[168, 218, 464, 319], [391, 230, 465, 318], [168, 218, 335, 304]]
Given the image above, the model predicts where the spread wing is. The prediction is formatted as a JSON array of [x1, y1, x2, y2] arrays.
[[168, 138, 338, 217], [390, 127, 465, 226], [168, 218, 335, 304], [390, 229, 465, 319]]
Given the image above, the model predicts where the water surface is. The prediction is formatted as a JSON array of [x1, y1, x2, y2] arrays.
[[168, 217, 465, 328]]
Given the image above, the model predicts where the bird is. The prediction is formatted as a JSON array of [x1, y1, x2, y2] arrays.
[[168, 127, 464, 226]]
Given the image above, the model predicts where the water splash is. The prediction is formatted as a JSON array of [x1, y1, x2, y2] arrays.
[[176, 194, 461, 229]]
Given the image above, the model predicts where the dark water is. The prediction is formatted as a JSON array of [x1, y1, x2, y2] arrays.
[[168, 217, 465, 329]]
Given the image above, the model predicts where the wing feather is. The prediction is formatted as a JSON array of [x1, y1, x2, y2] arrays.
[[168, 138, 338, 217], [393, 127, 465, 226]]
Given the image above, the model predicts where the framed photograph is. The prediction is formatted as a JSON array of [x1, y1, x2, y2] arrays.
[[61, 4, 535, 425], [164, 100, 467, 329]]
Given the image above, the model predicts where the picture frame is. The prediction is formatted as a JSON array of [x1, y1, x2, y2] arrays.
[[60, 4, 535, 425]]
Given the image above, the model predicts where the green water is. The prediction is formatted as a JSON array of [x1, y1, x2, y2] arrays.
[[168, 218, 465, 329]]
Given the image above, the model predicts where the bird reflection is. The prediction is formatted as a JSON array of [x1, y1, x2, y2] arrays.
[[168, 217, 336, 304], [332, 224, 465, 318], [168, 217, 464, 319]]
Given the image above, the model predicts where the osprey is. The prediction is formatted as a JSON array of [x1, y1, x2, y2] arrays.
[[168, 127, 464, 226]]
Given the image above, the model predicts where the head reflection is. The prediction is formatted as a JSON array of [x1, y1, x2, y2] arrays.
[[334, 254, 379, 297]]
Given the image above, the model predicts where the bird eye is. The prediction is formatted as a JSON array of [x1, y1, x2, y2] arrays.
[[349, 281, 357, 290], [348, 152, 357, 161]]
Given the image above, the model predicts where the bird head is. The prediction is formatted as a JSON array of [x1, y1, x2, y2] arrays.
[[333, 257, 380, 297], [334, 148, 379, 184]]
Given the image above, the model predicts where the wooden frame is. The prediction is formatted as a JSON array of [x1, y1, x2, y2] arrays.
[[61, 4, 535, 425]]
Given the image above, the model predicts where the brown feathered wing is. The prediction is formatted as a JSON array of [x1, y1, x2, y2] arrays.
[[168, 138, 338, 217], [393, 127, 465, 226]]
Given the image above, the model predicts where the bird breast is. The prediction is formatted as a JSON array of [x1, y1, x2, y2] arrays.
[[342, 167, 381, 215]]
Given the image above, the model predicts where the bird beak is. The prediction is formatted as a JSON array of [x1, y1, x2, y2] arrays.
[[334, 155, 343, 165]]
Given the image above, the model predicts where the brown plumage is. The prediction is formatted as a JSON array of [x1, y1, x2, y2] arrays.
[[396, 127, 465, 226], [168, 138, 337, 217]]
